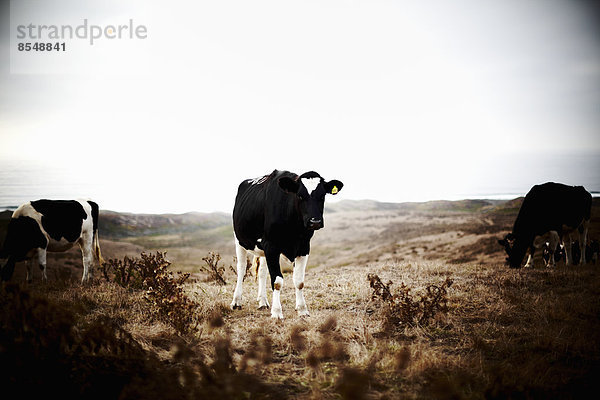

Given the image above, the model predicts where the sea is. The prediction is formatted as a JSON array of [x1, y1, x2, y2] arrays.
[[1, 154, 599, 214]]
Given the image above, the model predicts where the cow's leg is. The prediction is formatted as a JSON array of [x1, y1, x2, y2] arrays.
[[26, 257, 35, 282], [79, 232, 94, 283], [564, 235, 573, 266], [256, 256, 270, 309], [293, 255, 309, 317], [524, 246, 535, 268], [579, 221, 589, 265], [231, 238, 248, 310], [37, 248, 48, 281], [547, 232, 559, 268], [265, 249, 284, 319]]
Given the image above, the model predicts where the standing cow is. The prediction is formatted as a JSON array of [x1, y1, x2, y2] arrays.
[[231, 170, 343, 319], [498, 182, 591, 268], [0, 199, 103, 283]]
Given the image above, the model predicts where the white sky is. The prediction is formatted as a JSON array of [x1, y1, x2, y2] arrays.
[[1, 0, 599, 213]]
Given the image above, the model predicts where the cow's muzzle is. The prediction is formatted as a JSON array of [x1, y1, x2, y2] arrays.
[[308, 218, 323, 230]]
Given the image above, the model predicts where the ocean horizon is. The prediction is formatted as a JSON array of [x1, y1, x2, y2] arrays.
[[2, 154, 599, 214]]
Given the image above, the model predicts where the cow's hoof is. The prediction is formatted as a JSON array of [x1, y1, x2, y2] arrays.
[[231, 304, 242, 310], [258, 305, 270, 310], [271, 308, 284, 319], [296, 305, 310, 317]]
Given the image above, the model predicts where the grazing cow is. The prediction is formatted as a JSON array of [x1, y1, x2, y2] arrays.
[[231, 170, 343, 319], [498, 182, 591, 268], [0, 199, 103, 283]]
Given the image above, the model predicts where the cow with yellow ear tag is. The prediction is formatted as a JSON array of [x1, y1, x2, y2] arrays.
[[230, 170, 343, 319]]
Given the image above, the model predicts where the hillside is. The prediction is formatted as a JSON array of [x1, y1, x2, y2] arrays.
[[98, 198, 522, 273], [3, 197, 600, 278]]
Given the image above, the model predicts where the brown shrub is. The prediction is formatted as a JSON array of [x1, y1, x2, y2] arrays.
[[101, 251, 199, 334], [368, 273, 453, 330], [200, 252, 227, 285]]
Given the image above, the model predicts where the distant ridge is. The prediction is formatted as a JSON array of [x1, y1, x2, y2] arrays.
[[325, 198, 513, 213]]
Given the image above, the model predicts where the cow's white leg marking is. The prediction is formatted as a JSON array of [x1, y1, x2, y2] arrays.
[[256, 256, 270, 309], [79, 232, 94, 283], [524, 252, 534, 268], [293, 255, 309, 316], [231, 238, 247, 310], [271, 276, 284, 319]]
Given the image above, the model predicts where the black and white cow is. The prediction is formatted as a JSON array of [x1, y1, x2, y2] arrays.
[[231, 170, 343, 319], [498, 182, 591, 268], [0, 199, 103, 283]]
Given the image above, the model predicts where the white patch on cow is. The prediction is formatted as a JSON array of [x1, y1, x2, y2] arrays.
[[248, 175, 269, 185], [249, 245, 265, 258], [293, 255, 310, 316], [301, 177, 321, 195], [271, 276, 284, 319]]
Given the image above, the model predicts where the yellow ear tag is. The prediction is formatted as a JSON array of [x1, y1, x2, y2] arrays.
[[331, 186, 338, 194]]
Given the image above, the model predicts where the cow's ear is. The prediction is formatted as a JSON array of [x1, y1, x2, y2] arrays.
[[325, 180, 343, 195], [279, 177, 300, 193]]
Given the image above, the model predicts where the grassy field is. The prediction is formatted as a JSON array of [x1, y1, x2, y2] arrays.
[[1, 198, 600, 399]]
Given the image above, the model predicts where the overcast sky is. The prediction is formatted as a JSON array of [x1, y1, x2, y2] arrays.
[[1, 0, 599, 213]]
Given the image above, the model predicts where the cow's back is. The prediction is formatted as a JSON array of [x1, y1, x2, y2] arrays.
[[233, 170, 300, 250], [514, 182, 591, 238], [30, 200, 87, 242]]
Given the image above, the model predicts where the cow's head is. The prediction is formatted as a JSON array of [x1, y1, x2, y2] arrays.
[[1, 216, 48, 281], [498, 233, 525, 268], [278, 171, 343, 230]]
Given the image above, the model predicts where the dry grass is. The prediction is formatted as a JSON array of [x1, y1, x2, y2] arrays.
[[2, 257, 600, 399], [2, 198, 600, 398]]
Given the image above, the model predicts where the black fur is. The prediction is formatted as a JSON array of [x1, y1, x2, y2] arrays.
[[233, 170, 342, 289], [0, 216, 48, 280], [499, 182, 591, 268], [31, 200, 87, 242]]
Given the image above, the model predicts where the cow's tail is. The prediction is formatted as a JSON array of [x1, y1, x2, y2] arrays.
[[88, 200, 105, 265], [93, 230, 104, 266], [253, 256, 260, 281]]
